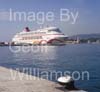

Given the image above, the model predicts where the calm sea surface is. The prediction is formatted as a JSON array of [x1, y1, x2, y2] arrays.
[[0, 44, 100, 92]]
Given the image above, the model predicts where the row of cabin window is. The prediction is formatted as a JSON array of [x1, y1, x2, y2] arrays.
[[20, 32, 46, 36], [22, 36, 42, 40]]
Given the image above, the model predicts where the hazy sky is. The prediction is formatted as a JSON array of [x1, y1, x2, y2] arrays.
[[0, 0, 100, 41]]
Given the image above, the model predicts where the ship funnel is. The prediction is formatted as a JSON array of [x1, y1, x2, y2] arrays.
[[24, 27, 30, 32]]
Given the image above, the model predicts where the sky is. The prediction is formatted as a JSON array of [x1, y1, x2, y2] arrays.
[[0, 0, 100, 41]]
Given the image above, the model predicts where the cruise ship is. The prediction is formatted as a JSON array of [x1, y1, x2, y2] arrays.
[[12, 27, 67, 45]]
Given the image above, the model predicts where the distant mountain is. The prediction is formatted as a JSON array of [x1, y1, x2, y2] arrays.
[[69, 33, 100, 39]]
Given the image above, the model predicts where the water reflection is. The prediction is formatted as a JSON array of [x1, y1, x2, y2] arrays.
[[9, 46, 59, 67]]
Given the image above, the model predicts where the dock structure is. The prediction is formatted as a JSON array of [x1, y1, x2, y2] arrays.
[[0, 67, 63, 92]]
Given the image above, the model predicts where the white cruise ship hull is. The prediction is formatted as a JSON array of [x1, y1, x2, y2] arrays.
[[12, 27, 67, 45]]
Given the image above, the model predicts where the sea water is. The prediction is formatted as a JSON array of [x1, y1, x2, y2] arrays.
[[0, 44, 100, 92]]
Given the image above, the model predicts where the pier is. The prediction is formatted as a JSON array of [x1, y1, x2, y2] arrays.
[[0, 67, 63, 92]]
